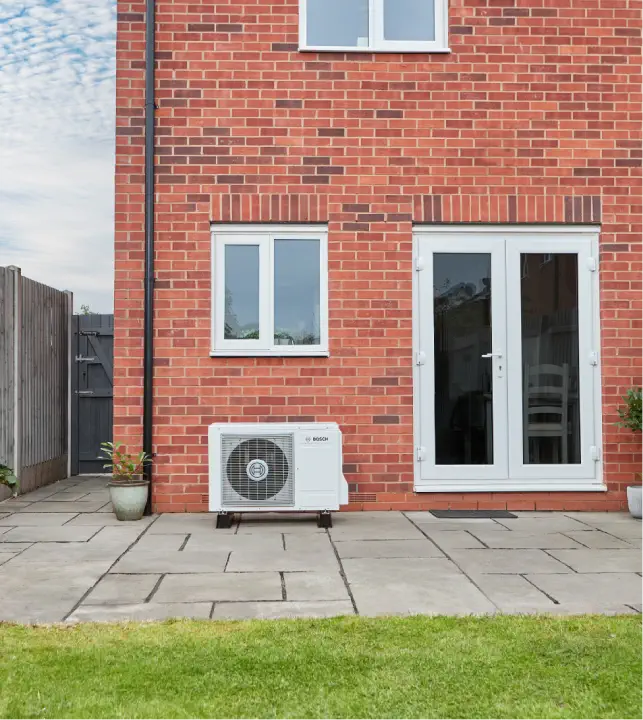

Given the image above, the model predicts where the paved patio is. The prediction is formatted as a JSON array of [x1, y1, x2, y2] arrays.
[[0, 475, 641, 623]]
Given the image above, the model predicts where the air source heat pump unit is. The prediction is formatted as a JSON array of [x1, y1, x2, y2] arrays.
[[209, 423, 347, 528]]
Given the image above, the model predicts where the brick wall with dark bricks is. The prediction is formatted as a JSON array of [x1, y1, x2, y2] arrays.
[[115, 0, 642, 512]]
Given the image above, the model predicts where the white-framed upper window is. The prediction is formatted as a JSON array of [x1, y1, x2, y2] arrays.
[[211, 225, 329, 357], [299, 0, 449, 53]]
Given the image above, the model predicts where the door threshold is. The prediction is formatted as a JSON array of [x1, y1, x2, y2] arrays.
[[415, 482, 607, 493]]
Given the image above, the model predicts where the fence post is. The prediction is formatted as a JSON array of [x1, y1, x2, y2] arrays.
[[64, 290, 74, 478], [7, 266, 22, 482]]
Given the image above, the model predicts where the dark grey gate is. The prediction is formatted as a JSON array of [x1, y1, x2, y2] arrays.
[[71, 314, 114, 474]]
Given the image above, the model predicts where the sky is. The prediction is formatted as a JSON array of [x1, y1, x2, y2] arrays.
[[0, 0, 116, 312]]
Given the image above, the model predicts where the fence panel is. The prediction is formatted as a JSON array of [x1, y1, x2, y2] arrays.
[[0, 267, 71, 498], [0, 268, 15, 474]]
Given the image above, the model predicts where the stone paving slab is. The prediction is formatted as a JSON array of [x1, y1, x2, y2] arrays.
[[575, 521, 642, 540], [87, 526, 148, 548], [0, 565, 114, 623], [5, 548, 120, 576], [624, 537, 642, 549], [21, 501, 109, 513], [419, 530, 486, 549], [0, 512, 79, 526], [147, 514, 233, 535], [526, 572, 642, 605], [547, 548, 641, 573], [562, 512, 639, 524], [1, 526, 98, 543], [493, 517, 592, 533], [226, 545, 338, 573], [407, 515, 508, 533], [343, 557, 497, 616], [210, 601, 354, 620], [405, 512, 503, 526], [45, 491, 95, 501], [284, 572, 350, 601], [468, 531, 583, 549], [111, 549, 229, 574], [66, 513, 156, 527], [134, 533, 188, 551], [330, 517, 425, 541], [563, 530, 638, 549], [85, 574, 162, 605], [68, 602, 213, 623], [0, 542, 32, 552], [0, 500, 35, 510], [334, 539, 444, 559], [154, 572, 283, 603], [10, 487, 59, 502], [448, 548, 572, 575], [184, 533, 287, 553], [473, 574, 556, 612]]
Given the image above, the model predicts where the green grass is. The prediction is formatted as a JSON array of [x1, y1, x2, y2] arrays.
[[0, 615, 640, 718]]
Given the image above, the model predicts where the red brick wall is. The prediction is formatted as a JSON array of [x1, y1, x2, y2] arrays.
[[115, 0, 642, 512]]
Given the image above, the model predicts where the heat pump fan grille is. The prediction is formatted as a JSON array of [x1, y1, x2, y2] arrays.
[[221, 434, 294, 507]]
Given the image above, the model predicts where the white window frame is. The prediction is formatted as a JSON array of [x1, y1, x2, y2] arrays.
[[299, 0, 450, 53], [211, 224, 329, 357]]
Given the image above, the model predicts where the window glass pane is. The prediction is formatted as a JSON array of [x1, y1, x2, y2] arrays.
[[384, 0, 435, 41], [274, 239, 321, 346], [434, 254, 493, 465], [306, 0, 369, 47], [224, 245, 260, 340], [520, 253, 581, 465]]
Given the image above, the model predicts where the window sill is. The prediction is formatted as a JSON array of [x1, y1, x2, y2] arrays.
[[299, 46, 452, 54], [210, 350, 330, 358]]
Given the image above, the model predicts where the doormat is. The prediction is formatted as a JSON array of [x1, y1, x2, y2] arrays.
[[429, 510, 517, 519]]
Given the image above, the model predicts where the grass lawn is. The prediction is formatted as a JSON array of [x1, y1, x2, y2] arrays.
[[0, 615, 640, 719]]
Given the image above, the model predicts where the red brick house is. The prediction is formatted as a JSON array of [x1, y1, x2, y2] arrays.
[[115, 0, 642, 513]]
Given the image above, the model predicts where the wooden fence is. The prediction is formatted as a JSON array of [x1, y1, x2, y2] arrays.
[[0, 266, 72, 499]]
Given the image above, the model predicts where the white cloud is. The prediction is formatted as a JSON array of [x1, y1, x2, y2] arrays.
[[0, 0, 116, 312]]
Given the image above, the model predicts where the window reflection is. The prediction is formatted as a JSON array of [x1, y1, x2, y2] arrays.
[[274, 239, 321, 346], [521, 254, 581, 464], [224, 245, 260, 340]]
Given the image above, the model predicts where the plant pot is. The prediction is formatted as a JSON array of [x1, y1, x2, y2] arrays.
[[627, 485, 642, 519], [108, 479, 149, 521]]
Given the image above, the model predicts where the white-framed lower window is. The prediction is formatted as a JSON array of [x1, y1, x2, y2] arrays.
[[211, 224, 329, 357], [299, 0, 449, 53]]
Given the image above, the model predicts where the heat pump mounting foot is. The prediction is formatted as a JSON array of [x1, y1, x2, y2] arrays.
[[317, 511, 332, 529], [216, 512, 234, 529]]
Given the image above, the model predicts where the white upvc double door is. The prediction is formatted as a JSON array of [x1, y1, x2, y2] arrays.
[[414, 227, 603, 492]]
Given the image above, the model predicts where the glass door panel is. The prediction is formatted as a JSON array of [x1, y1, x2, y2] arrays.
[[417, 235, 507, 483], [519, 253, 581, 465], [433, 253, 494, 465], [507, 235, 598, 482]]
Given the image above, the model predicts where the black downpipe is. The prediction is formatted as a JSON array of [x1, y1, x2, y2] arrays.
[[143, 0, 156, 515]]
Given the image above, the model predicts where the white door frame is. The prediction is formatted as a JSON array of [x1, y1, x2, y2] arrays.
[[415, 233, 508, 482], [413, 225, 605, 493]]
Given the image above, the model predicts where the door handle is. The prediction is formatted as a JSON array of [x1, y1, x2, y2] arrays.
[[481, 352, 503, 359]]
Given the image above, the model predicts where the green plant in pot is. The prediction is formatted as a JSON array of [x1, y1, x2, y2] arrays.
[[0, 463, 18, 498], [617, 388, 642, 518], [99, 442, 151, 521]]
